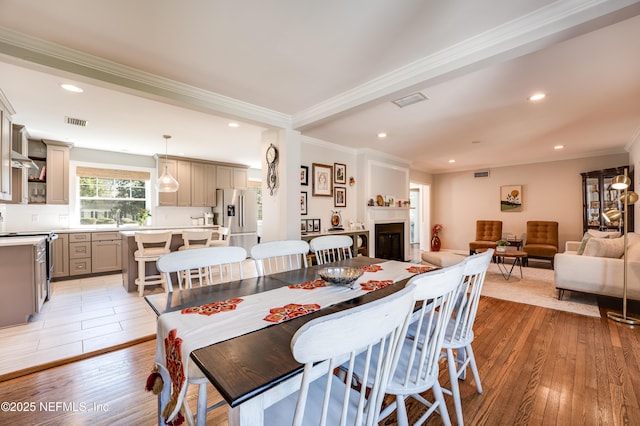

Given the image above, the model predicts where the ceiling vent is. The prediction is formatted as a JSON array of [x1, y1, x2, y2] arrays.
[[474, 170, 490, 178], [65, 116, 88, 127], [392, 92, 428, 108]]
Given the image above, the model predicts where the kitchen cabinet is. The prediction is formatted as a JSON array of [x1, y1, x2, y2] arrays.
[[11, 123, 28, 204], [43, 140, 70, 204], [217, 165, 248, 190], [191, 162, 217, 207], [581, 166, 634, 234], [0, 89, 15, 202], [0, 237, 46, 327], [53, 233, 69, 278], [69, 232, 92, 276], [176, 160, 192, 206], [91, 232, 122, 273]]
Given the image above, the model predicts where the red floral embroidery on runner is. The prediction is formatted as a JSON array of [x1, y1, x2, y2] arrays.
[[264, 303, 321, 323], [361, 264, 383, 272], [289, 279, 327, 290], [181, 298, 244, 316], [406, 265, 436, 274], [360, 280, 394, 291], [163, 328, 184, 421]]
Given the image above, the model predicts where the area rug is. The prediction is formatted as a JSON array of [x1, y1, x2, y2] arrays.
[[482, 262, 600, 317]]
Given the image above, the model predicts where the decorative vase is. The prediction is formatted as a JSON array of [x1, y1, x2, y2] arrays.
[[431, 234, 441, 252], [496, 246, 506, 253]]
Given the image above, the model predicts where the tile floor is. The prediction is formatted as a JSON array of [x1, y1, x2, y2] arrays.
[[0, 273, 159, 378]]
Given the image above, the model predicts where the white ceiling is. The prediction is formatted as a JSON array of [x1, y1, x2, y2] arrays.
[[0, 1, 639, 173]]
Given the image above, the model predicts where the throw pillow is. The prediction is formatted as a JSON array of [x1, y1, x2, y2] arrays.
[[582, 236, 625, 258], [577, 230, 623, 255]]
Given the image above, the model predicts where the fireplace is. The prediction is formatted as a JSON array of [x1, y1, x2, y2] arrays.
[[375, 222, 405, 261]]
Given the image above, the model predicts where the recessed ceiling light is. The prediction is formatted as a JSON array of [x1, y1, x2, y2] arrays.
[[61, 83, 83, 93], [449, 159, 456, 163], [377, 132, 387, 139], [528, 92, 546, 101], [554, 145, 564, 150], [228, 122, 239, 128]]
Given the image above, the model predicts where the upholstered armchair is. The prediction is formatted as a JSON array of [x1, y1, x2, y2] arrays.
[[469, 220, 503, 254], [522, 221, 559, 268]]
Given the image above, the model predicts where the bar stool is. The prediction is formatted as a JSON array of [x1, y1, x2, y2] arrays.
[[178, 230, 214, 251], [134, 232, 172, 297], [208, 227, 230, 247]]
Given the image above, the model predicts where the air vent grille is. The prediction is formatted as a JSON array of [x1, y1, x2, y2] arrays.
[[65, 116, 88, 127], [392, 92, 428, 108], [474, 170, 490, 178]]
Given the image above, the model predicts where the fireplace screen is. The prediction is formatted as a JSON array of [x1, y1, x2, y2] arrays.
[[375, 222, 404, 261]]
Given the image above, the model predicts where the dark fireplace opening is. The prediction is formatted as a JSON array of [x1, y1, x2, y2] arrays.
[[375, 222, 405, 261]]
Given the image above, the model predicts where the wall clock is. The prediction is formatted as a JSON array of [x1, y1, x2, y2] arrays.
[[266, 144, 278, 195]]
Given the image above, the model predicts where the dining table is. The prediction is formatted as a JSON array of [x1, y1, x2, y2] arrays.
[[144, 256, 436, 426]]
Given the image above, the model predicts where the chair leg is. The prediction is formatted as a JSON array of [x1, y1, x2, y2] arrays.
[[465, 344, 483, 394], [196, 382, 207, 426], [395, 395, 409, 426], [432, 381, 453, 426], [447, 347, 464, 426], [137, 259, 145, 297]]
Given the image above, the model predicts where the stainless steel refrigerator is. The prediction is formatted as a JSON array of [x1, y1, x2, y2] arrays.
[[214, 189, 258, 255]]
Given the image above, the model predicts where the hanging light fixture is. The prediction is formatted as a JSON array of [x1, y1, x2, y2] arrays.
[[156, 135, 179, 193]]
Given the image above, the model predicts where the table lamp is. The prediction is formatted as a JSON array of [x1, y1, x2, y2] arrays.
[[603, 168, 639, 325]]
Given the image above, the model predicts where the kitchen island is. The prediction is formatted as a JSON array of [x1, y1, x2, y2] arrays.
[[119, 226, 220, 293], [0, 236, 47, 327]]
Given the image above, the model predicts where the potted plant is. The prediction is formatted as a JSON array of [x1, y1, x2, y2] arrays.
[[138, 209, 152, 226], [496, 239, 510, 253]]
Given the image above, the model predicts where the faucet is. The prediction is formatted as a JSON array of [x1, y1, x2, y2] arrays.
[[115, 209, 122, 227]]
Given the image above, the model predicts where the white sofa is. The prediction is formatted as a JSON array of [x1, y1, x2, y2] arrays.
[[554, 232, 640, 300]]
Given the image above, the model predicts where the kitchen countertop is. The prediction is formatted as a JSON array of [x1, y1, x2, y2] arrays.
[[0, 236, 47, 247], [118, 226, 219, 237], [53, 225, 219, 234]]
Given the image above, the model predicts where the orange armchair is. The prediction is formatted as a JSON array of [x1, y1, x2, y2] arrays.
[[522, 221, 559, 268], [469, 220, 502, 255]]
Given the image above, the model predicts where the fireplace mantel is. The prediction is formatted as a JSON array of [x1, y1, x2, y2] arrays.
[[365, 206, 410, 261]]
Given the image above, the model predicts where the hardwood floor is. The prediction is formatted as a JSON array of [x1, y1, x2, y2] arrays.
[[1, 296, 638, 425]]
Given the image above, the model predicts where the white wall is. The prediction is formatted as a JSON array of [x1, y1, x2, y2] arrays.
[[432, 153, 630, 252]]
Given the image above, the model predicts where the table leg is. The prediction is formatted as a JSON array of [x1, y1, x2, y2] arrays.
[[228, 394, 264, 426]]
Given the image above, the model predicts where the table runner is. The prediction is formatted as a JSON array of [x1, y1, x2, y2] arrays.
[[151, 260, 435, 423]]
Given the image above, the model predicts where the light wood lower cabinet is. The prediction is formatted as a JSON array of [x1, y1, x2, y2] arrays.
[[91, 232, 122, 273], [52, 233, 69, 278]]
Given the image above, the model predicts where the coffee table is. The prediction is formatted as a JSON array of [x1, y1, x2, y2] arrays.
[[493, 250, 528, 280]]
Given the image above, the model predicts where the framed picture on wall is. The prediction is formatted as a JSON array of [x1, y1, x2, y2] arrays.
[[334, 163, 346, 184], [300, 166, 309, 186], [334, 186, 346, 207], [312, 163, 333, 197], [301, 219, 307, 233], [300, 191, 308, 215], [307, 220, 314, 233], [500, 185, 522, 212], [313, 219, 321, 232]]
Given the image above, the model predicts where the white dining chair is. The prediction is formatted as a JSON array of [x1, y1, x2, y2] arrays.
[[156, 246, 247, 291], [309, 235, 353, 265], [250, 240, 310, 276], [264, 283, 417, 426], [438, 248, 493, 426], [352, 262, 466, 426]]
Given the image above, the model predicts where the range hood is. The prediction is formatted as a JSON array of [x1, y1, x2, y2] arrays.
[[11, 150, 39, 170]]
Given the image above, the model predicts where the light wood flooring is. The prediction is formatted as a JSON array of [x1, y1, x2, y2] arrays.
[[0, 274, 159, 381], [2, 294, 639, 425]]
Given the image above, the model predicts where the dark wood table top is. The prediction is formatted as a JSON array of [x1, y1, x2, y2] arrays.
[[144, 256, 412, 408]]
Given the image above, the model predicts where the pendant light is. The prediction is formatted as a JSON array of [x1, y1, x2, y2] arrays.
[[156, 135, 179, 192]]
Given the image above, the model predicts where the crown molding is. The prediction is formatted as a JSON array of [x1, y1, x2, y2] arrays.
[[0, 26, 292, 129], [292, 0, 640, 130]]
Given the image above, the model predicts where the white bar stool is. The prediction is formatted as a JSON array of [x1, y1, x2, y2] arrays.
[[134, 231, 172, 296]]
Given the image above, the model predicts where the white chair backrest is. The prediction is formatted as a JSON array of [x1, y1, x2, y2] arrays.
[[250, 240, 309, 276], [208, 227, 230, 247], [181, 230, 213, 249], [389, 262, 465, 395], [135, 231, 172, 253], [448, 248, 492, 344], [309, 235, 353, 265], [156, 246, 247, 291], [287, 284, 417, 426]]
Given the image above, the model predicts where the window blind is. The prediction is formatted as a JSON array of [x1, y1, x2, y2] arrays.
[[76, 166, 150, 181]]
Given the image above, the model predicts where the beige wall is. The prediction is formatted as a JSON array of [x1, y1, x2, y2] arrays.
[[432, 153, 630, 253]]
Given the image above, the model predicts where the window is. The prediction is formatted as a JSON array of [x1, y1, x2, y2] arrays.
[[76, 167, 150, 226]]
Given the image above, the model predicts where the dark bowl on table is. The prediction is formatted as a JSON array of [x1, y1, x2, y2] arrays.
[[318, 267, 364, 287]]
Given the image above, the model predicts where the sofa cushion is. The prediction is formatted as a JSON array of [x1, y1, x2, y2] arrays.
[[577, 230, 622, 255], [626, 233, 640, 261], [582, 236, 625, 258]]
